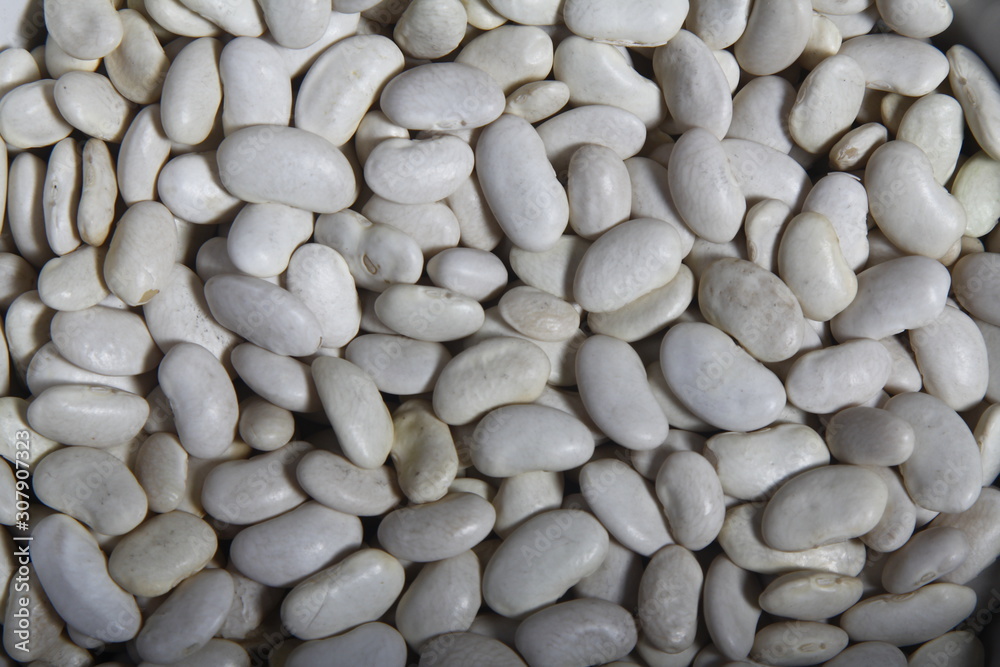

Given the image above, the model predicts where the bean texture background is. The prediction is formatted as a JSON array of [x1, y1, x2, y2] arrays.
[[0, 0, 999, 665]]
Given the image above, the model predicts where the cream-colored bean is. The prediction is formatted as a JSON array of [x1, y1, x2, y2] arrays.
[[51, 306, 160, 376], [230, 501, 361, 588], [866, 140, 965, 258], [554, 36, 666, 129], [587, 264, 693, 342], [654, 30, 732, 140], [577, 334, 669, 450], [759, 570, 863, 622], [396, 550, 480, 649], [636, 545, 701, 653], [800, 12, 842, 70], [508, 235, 589, 303], [483, 509, 608, 618], [224, 203, 312, 277], [471, 404, 593, 478], [840, 583, 977, 646], [204, 274, 322, 356], [28, 384, 149, 449], [656, 451, 725, 551], [669, 128, 745, 243], [312, 356, 393, 469], [0, 48, 41, 99], [953, 152, 1000, 238], [762, 465, 888, 551], [928, 487, 1000, 585], [661, 322, 787, 433], [42, 137, 82, 257], [425, 248, 507, 302], [580, 458, 673, 556], [315, 209, 423, 293], [53, 71, 133, 142], [537, 104, 647, 172], [476, 114, 569, 252], [146, 0, 222, 36], [790, 54, 865, 154], [44, 0, 123, 60], [76, 139, 117, 247], [135, 568, 234, 664], [456, 25, 552, 94], [909, 305, 988, 411], [27, 341, 155, 396], [201, 441, 311, 525], [801, 172, 870, 272], [724, 138, 813, 210], [504, 80, 571, 123], [840, 34, 950, 96], [296, 35, 403, 148], [364, 135, 473, 206], [887, 392, 982, 514], [236, 396, 293, 453], [159, 342, 238, 458], [219, 37, 290, 134], [698, 258, 804, 362], [750, 621, 848, 666], [778, 212, 858, 321], [563, 0, 684, 46], [380, 62, 505, 132], [157, 152, 243, 224], [361, 196, 460, 259], [492, 471, 562, 538], [687, 0, 751, 49], [743, 199, 792, 274], [391, 399, 458, 503], [160, 37, 222, 146], [831, 256, 951, 342], [296, 449, 403, 517], [393, 0, 466, 59], [142, 264, 240, 371], [718, 503, 867, 575], [378, 492, 495, 562], [256, 0, 329, 48], [433, 337, 549, 426], [420, 631, 527, 666], [5, 292, 57, 385], [703, 554, 761, 661], [882, 526, 971, 595], [7, 153, 55, 269], [734, 0, 812, 76], [830, 122, 888, 171], [217, 125, 357, 214], [117, 105, 171, 206], [575, 218, 683, 313], [108, 510, 215, 597], [826, 406, 915, 466], [134, 433, 188, 513], [784, 339, 892, 414], [566, 144, 631, 240], [516, 599, 637, 666], [286, 622, 407, 667], [896, 94, 964, 187], [105, 9, 170, 104], [33, 446, 147, 535], [30, 514, 141, 643], [346, 335, 448, 397], [728, 75, 796, 154], [949, 45, 1000, 163], [974, 404, 1000, 486], [374, 284, 483, 343], [104, 200, 178, 306]]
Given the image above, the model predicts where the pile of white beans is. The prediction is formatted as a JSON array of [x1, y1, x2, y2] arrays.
[[1, 0, 1000, 665]]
